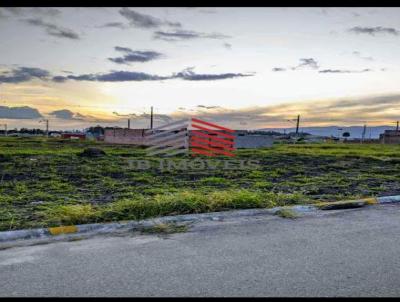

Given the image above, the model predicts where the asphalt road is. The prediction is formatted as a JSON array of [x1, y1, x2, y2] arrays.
[[1, 204, 400, 297]]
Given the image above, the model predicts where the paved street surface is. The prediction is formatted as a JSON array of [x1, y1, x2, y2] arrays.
[[1, 204, 400, 297]]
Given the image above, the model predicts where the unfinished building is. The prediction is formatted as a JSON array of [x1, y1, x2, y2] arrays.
[[380, 130, 400, 144]]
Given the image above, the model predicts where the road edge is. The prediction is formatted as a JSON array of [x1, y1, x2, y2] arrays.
[[1, 195, 399, 244]]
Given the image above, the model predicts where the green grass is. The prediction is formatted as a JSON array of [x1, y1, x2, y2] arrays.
[[1, 137, 400, 231], [274, 208, 299, 219]]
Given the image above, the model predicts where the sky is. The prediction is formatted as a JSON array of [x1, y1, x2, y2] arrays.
[[0, 7, 400, 131]]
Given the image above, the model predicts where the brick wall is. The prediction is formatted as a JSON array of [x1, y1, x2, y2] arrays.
[[104, 128, 149, 145]]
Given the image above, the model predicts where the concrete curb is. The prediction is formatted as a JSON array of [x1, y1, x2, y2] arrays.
[[1, 195, 399, 244]]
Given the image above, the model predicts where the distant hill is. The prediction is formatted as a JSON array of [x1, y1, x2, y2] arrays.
[[258, 126, 397, 139]]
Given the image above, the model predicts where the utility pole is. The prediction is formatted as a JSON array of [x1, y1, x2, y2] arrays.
[[0, 86, 7, 136], [396, 121, 399, 132], [286, 115, 300, 137], [150, 106, 154, 129], [361, 124, 367, 143], [127, 119, 130, 129], [0, 124, 6, 136], [40, 119, 49, 137], [295, 115, 300, 136]]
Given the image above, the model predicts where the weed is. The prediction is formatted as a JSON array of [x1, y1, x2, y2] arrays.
[[274, 208, 299, 219], [37, 204, 97, 226], [139, 223, 188, 235]]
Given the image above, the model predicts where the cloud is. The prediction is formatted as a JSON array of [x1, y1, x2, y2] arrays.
[[197, 105, 221, 109], [31, 7, 62, 16], [293, 58, 319, 70], [223, 43, 232, 50], [49, 109, 85, 120], [319, 68, 372, 73], [25, 18, 80, 40], [273, 58, 319, 72], [99, 22, 128, 29], [52, 76, 69, 83], [0, 7, 61, 17], [112, 111, 172, 123], [0, 67, 50, 83], [119, 8, 181, 29], [140, 113, 173, 123], [53, 67, 254, 83], [324, 94, 400, 109], [112, 111, 131, 117], [173, 68, 254, 81], [181, 7, 217, 14], [6, 94, 400, 128], [0, 8, 24, 15], [170, 94, 400, 128], [0, 106, 43, 119], [272, 58, 377, 75], [113, 46, 131, 53], [54, 71, 169, 82], [272, 67, 286, 72], [108, 47, 163, 65], [153, 29, 230, 41], [87, 71, 168, 82], [2, 66, 254, 84], [352, 51, 374, 61], [348, 26, 399, 36]]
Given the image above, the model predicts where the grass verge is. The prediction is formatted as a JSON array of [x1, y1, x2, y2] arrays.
[[35, 189, 310, 228]]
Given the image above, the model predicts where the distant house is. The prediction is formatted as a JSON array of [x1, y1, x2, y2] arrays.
[[380, 130, 400, 144], [61, 133, 86, 140], [86, 126, 105, 141], [49, 131, 62, 138]]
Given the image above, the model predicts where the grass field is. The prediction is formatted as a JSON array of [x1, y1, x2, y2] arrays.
[[1, 137, 400, 231]]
